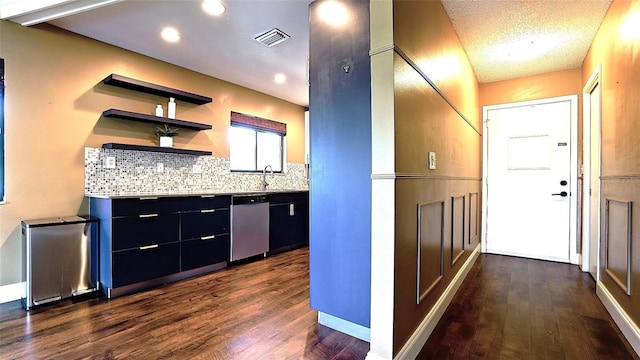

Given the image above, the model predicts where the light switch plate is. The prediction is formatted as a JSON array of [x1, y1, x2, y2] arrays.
[[428, 151, 436, 170], [157, 163, 164, 173], [105, 156, 116, 169]]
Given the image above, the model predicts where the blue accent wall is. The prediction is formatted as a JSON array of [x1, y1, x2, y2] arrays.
[[308, 0, 372, 328]]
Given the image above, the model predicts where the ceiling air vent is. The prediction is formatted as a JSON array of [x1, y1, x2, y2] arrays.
[[255, 28, 290, 47]]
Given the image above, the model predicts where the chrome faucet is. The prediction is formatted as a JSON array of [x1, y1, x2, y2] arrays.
[[261, 165, 273, 191]]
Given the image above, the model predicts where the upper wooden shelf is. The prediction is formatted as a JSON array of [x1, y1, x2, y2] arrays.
[[102, 109, 212, 130], [102, 74, 213, 105]]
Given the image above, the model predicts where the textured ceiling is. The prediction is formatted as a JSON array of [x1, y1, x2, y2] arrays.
[[46, 0, 312, 107], [441, 0, 612, 83], [2, 0, 614, 104]]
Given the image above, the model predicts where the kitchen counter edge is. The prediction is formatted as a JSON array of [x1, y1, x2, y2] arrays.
[[85, 189, 309, 199]]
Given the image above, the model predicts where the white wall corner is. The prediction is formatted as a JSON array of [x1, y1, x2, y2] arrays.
[[0, 282, 25, 304], [368, 178, 396, 360], [318, 312, 370, 342], [365, 352, 390, 360], [597, 282, 640, 357]]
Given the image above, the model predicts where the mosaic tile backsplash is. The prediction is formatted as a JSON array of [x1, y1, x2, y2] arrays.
[[85, 147, 309, 196]]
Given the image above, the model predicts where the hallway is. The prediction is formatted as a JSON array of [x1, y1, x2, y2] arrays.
[[419, 253, 638, 359]]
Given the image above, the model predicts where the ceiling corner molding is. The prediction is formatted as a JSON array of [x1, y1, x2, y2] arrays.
[[0, 0, 122, 26]]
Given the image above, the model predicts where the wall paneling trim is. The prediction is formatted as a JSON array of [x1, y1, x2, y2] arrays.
[[604, 198, 633, 296], [417, 200, 445, 304], [451, 195, 465, 266], [469, 192, 479, 245]]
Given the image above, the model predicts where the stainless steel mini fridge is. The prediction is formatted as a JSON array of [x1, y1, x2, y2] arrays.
[[22, 216, 98, 310]]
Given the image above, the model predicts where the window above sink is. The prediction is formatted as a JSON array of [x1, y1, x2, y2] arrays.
[[229, 112, 285, 173]]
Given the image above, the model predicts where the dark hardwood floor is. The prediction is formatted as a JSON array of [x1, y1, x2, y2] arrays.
[[418, 253, 639, 360], [0, 247, 369, 360], [2, 248, 637, 360]]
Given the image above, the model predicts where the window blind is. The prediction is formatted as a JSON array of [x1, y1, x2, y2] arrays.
[[230, 111, 286, 136]]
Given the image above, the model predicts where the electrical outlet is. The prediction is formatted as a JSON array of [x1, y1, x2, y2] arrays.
[[192, 164, 202, 174], [428, 151, 436, 170], [157, 163, 164, 173], [105, 156, 116, 169]]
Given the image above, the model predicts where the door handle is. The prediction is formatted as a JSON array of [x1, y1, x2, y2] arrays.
[[552, 191, 568, 197]]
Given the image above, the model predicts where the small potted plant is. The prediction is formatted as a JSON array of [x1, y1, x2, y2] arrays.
[[154, 124, 179, 147]]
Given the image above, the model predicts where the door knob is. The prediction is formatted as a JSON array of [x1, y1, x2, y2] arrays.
[[552, 191, 568, 197], [560, 180, 568, 186]]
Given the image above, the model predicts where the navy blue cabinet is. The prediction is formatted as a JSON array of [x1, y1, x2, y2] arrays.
[[90, 192, 303, 298], [181, 234, 229, 271], [112, 213, 179, 250], [90, 196, 181, 297], [112, 242, 180, 287], [269, 192, 309, 254], [90, 195, 231, 297], [179, 195, 231, 271]]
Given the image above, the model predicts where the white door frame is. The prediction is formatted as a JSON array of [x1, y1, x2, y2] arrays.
[[481, 95, 579, 264], [582, 65, 602, 277]]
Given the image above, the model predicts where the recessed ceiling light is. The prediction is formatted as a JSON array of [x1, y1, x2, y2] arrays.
[[161, 27, 181, 43], [274, 74, 287, 84], [202, 0, 225, 16], [317, 1, 350, 27]]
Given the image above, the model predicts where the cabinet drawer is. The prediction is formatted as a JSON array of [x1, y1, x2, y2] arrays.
[[181, 209, 229, 240], [179, 195, 231, 211], [112, 213, 179, 250], [112, 197, 180, 217], [112, 242, 180, 287], [268, 192, 309, 205], [181, 234, 230, 271]]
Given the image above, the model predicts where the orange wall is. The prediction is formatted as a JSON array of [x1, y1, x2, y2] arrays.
[[480, 68, 582, 107], [391, 0, 481, 353], [582, 0, 640, 328], [583, 0, 640, 176], [0, 20, 305, 286], [393, 0, 479, 129]]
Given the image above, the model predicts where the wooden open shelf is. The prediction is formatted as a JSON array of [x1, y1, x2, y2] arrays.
[[102, 109, 212, 130], [102, 143, 212, 156], [102, 74, 213, 105]]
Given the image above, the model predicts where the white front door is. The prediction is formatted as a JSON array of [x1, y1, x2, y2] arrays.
[[484, 96, 577, 263]]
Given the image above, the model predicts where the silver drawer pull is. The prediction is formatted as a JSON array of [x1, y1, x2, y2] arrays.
[[139, 197, 159, 200], [201, 195, 216, 198], [201, 209, 215, 213], [201, 235, 216, 240], [139, 244, 159, 250], [139, 213, 158, 218]]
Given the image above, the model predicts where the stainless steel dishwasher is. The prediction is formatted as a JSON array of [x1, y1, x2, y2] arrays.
[[230, 194, 269, 261]]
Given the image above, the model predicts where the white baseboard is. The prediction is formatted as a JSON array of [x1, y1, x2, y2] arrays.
[[365, 352, 388, 360], [596, 282, 640, 357], [393, 244, 480, 360], [318, 311, 371, 342], [0, 282, 24, 304]]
